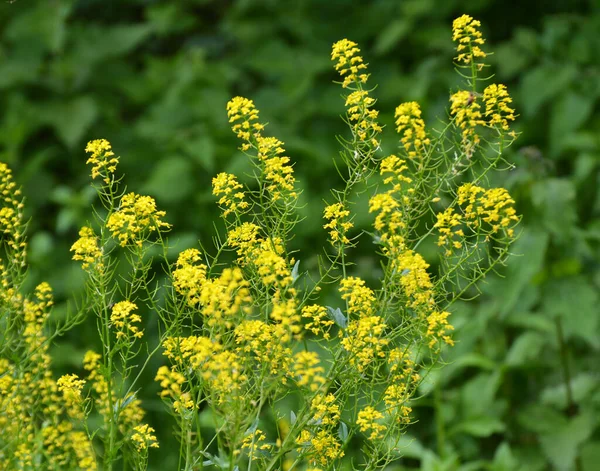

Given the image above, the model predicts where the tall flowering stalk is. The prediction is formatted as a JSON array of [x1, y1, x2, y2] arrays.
[[0, 16, 520, 471]]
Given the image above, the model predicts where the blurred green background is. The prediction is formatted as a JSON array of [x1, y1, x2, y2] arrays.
[[2, 0, 600, 469]]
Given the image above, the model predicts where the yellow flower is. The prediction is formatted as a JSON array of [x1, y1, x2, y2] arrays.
[[172, 248, 208, 306], [227, 96, 264, 141], [107, 193, 170, 246], [356, 406, 386, 440], [483, 83, 516, 131], [70, 226, 102, 269], [338, 276, 375, 317], [310, 393, 340, 426], [292, 351, 326, 391], [301, 304, 334, 339], [323, 202, 353, 246], [131, 424, 159, 451], [110, 301, 143, 339], [85, 139, 119, 184], [331, 39, 369, 88], [57, 374, 86, 420], [212, 172, 249, 217], [295, 429, 344, 465], [452, 15, 487, 67], [395, 102, 430, 160], [450, 90, 485, 152], [341, 315, 389, 371]]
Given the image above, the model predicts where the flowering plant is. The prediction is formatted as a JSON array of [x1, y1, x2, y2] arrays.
[[0, 15, 519, 471]]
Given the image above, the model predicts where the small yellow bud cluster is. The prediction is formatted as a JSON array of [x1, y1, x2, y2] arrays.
[[131, 424, 159, 451], [110, 301, 143, 340], [452, 14, 487, 68], [85, 139, 119, 184], [56, 374, 86, 420], [450, 90, 485, 152], [301, 304, 334, 339], [226, 98, 296, 202], [323, 202, 353, 246], [338, 277, 389, 371], [356, 406, 386, 441], [107, 192, 170, 247], [0, 162, 26, 265], [435, 183, 519, 255], [292, 351, 326, 391], [331, 39, 368, 88], [483, 83, 516, 131], [70, 226, 102, 270], [395, 102, 430, 160], [155, 365, 194, 413], [212, 172, 249, 218]]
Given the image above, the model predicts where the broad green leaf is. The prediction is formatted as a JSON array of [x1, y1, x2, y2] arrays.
[[531, 178, 577, 240], [520, 65, 576, 116], [40, 96, 98, 149], [451, 417, 506, 438], [505, 331, 547, 367], [549, 92, 594, 156], [541, 374, 599, 409], [539, 413, 594, 471], [492, 442, 518, 471], [142, 156, 195, 204]]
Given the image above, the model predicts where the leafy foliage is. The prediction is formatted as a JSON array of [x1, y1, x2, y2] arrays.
[[1, 1, 599, 470]]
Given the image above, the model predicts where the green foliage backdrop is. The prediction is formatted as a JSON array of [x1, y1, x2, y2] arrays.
[[1, 0, 599, 469]]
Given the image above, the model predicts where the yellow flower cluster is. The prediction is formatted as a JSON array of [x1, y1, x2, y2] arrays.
[[344, 89, 382, 149], [356, 406, 386, 440], [0, 162, 26, 264], [483, 83, 516, 131], [172, 248, 208, 306], [369, 155, 413, 261], [331, 39, 368, 88], [292, 351, 326, 391], [85, 139, 119, 184], [435, 183, 519, 255], [241, 429, 272, 453], [341, 314, 389, 371], [110, 301, 143, 339], [226, 96, 264, 142], [42, 422, 97, 470], [331, 40, 381, 152], [131, 424, 159, 451], [338, 277, 389, 370], [302, 304, 334, 339], [227, 97, 296, 201], [310, 393, 340, 426], [82, 350, 111, 418], [234, 320, 292, 378], [212, 172, 249, 218], [161, 336, 246, 405], [56, 374, 86, 420], [323, 202, 353, 246], [338, 276, 375, 317], [384, 349, 418, 423], [450, 90, 485, 150], [395, 102, 430, 160], [107, 192, 170, 247], [452, 14, 487, 67], [70, 226, 103, 270], [155, 365, 194, 412], [296, 429, 344, 466]]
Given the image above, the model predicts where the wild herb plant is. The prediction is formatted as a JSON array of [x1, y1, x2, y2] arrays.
[[0, 16, 520, 471]]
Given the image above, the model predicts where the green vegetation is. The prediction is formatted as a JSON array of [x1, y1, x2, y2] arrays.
[[1, 1, 599, 470]]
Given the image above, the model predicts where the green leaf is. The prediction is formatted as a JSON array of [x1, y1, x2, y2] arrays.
[[486, 228, 549, 317], [492, 442, 518, 471], [326, 306, 347, 329], [374, 19, 411, 55], [549, 92, 594, 156], [539, 413, 594, 471], [517, 404, 568, 434], [451, 416, 506, 437], [531, 178, 577, 240], [542, 276, 599, 347], [541, 374, 599, 408], [142, 156, 195, 204], [520, 65, 576, 116], [505, 331, 547, 367], [40, 96, 98, 149], [582, 442, 600, 471]]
